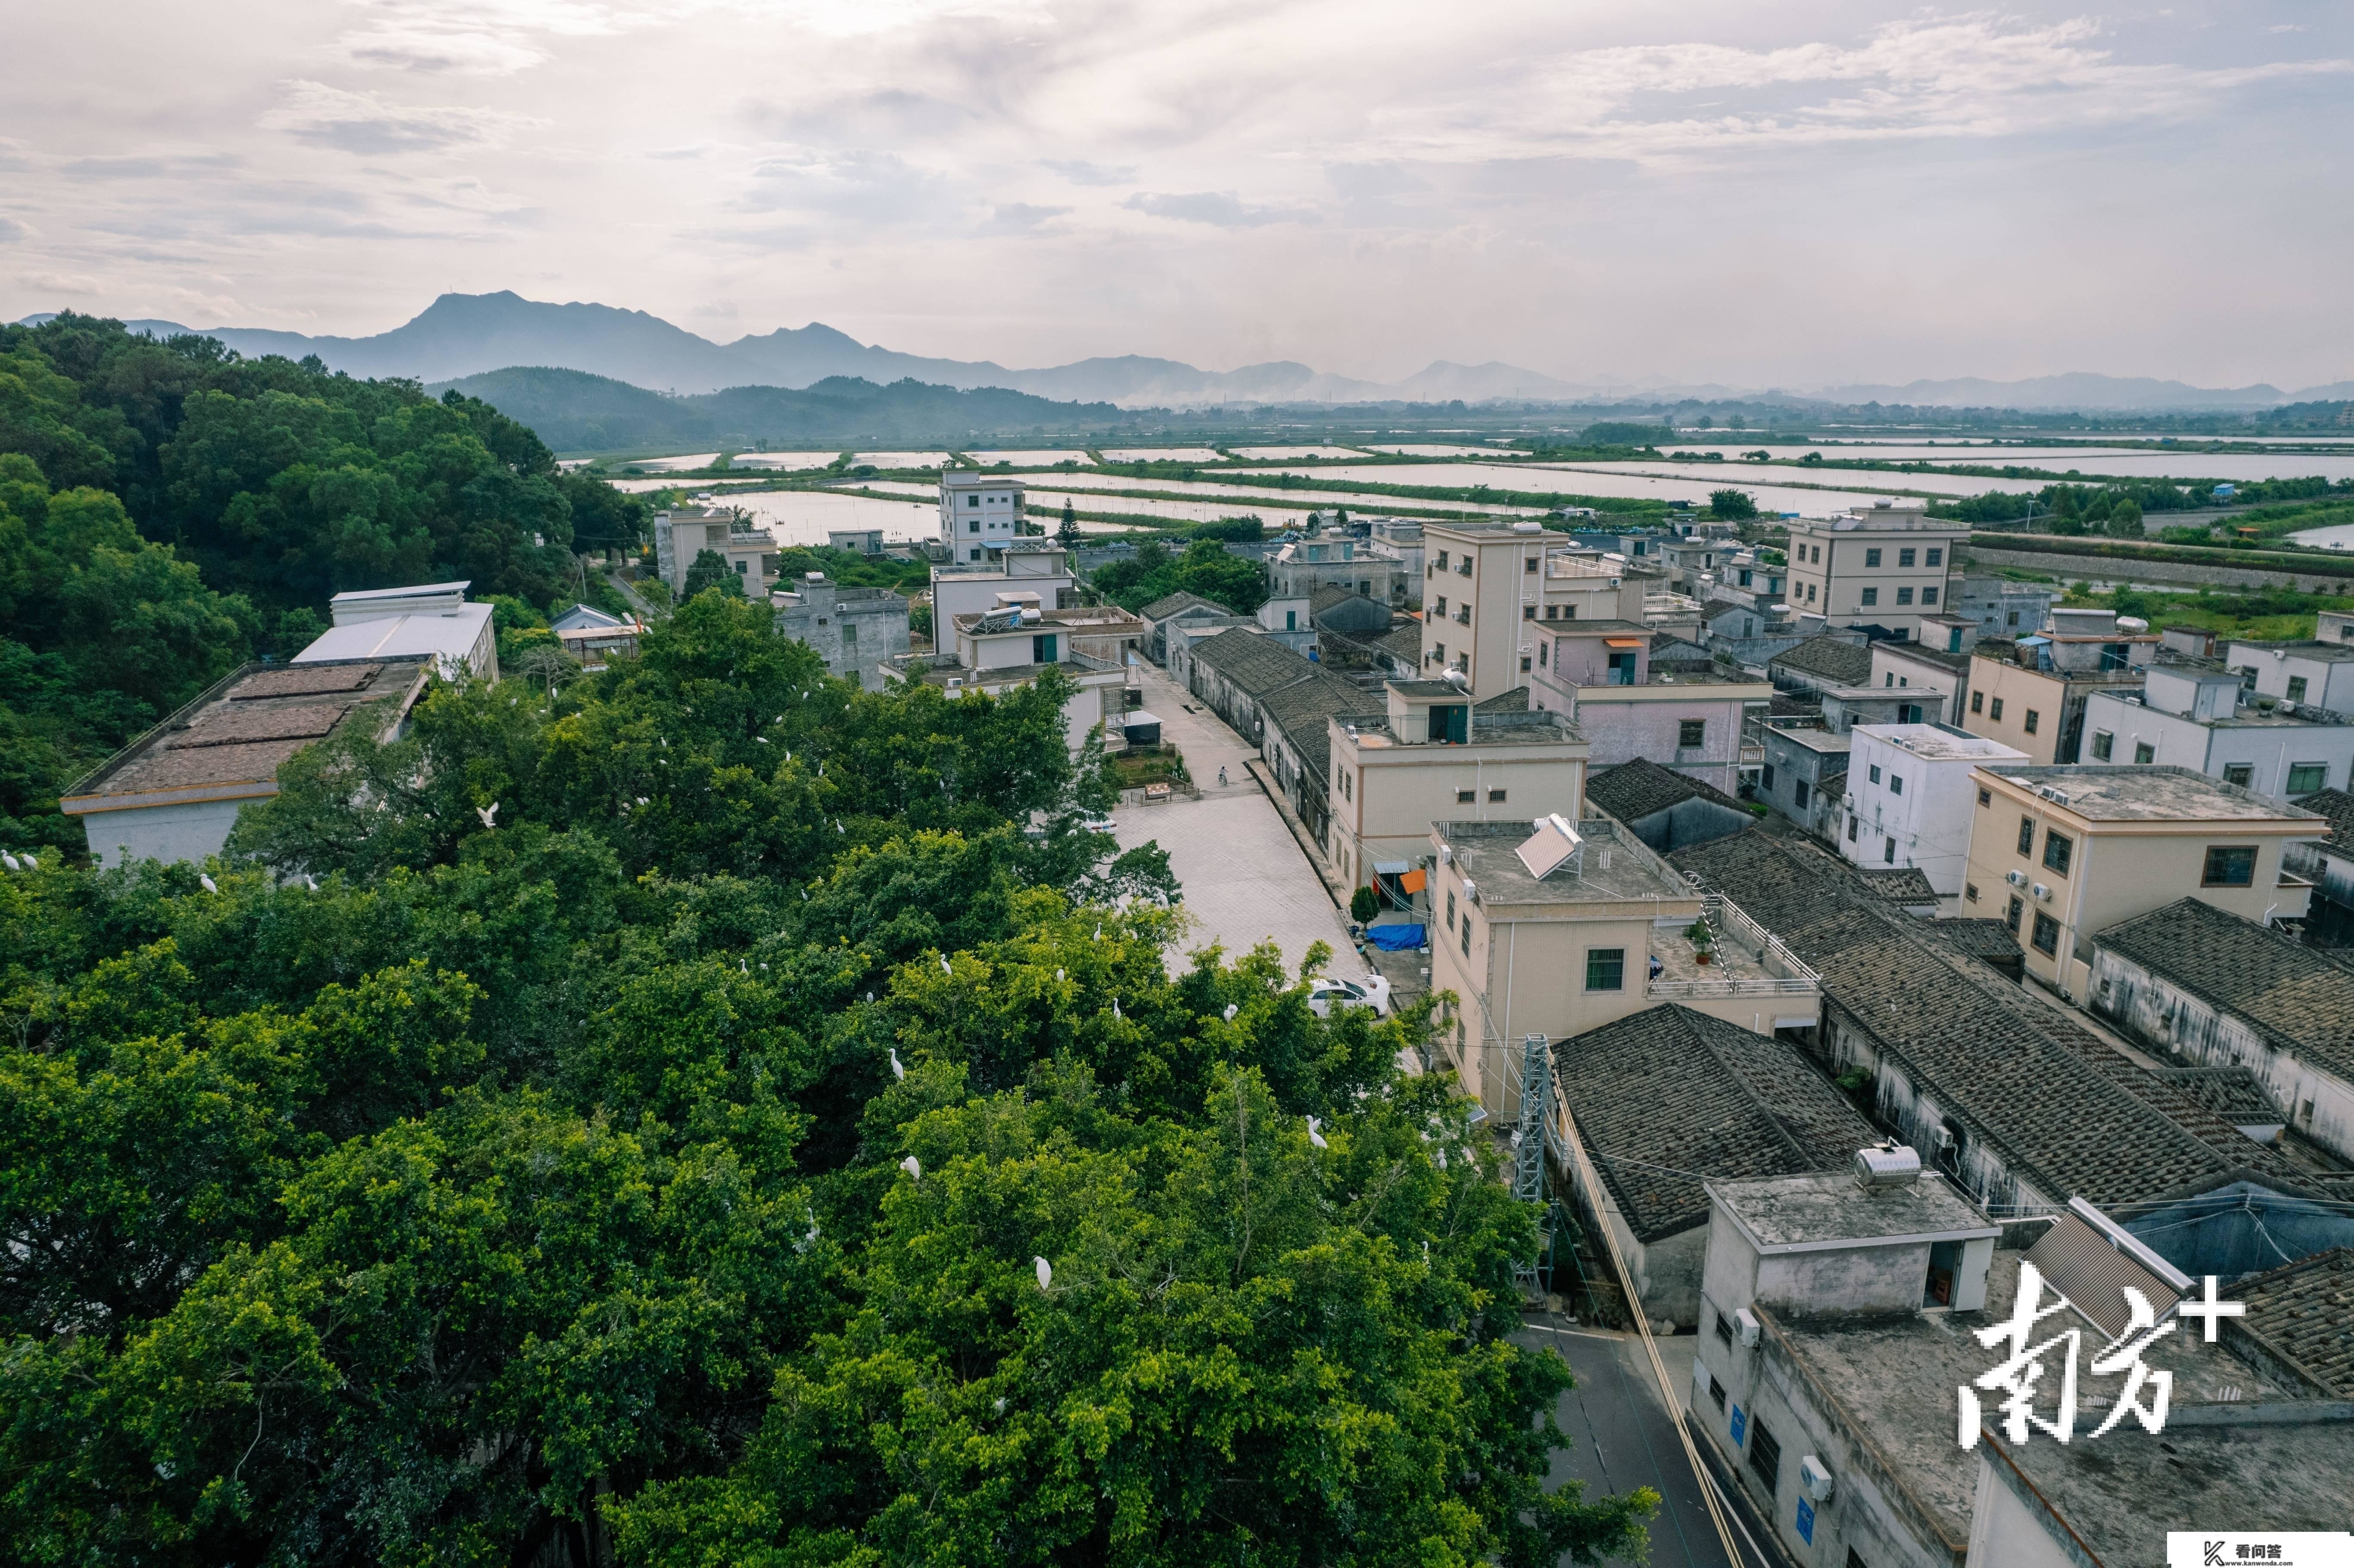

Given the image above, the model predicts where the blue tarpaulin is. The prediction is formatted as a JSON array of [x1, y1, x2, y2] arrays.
[[1366, 924, 1426, 952]]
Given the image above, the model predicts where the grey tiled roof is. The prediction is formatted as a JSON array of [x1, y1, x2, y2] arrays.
[[1856, 866, 1938, 905], [1770, 635, 1875, 685], [1474, 685, 1529, 714], [2295, 786, 2354, 853], [2096, 897, 2354, 1084], [1936, 918, 2022, 964], [1139, 590, 1222, 622], [1260, 668, 1381, 778], [2149, 1066, 2281, 1125], [1669, 832, 2338, 1208], [1556, 1005, 1878, 1241], [1584, 758, 1745, 823], [2233, 1247, 2354, 1396], [1189, 627, 1317, 697]]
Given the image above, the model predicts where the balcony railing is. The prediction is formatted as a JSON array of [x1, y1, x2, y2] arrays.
[[1644, 892, 1822, 999]]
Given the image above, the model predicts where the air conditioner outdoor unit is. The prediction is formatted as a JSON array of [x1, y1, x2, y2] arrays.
[[1799, 1455, 1835, 1503], [1439, 846, 1452, 864], [1733, 1307, 1761, 1348], [2032, 883, 2052, 900], [1462, 878, 1479, 904], [2005, 869, 2027, 887]]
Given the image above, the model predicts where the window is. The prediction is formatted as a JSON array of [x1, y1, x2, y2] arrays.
[[1525, 555, 1538, 572], [2041, 830, 2072, 874], [1861, 587, 1879, 607], [1432, 595, 1446, 616], [1965, 882, 1980, 902], [1538, 643, 1548, 668], [1457, 789, 1476, 803], [1794, 779, 1811, 809], [2133, 741, 2154, 765], [2202, 845, 2257, 887], [1544, 604, 1559, 619], [1523, 604, 1536, 620], [2090, 730, 2113, 761], [1457, 606, 1470, 625], [1896, 586, 1915, 606], [1462, 917, 1473, 956], [1807, 583, 1817, 602], [2006, 893, 2023, 931], [1812, 544, 1822, 563], [1978, 787, 1992, 807], [1434, 551, 1448, 571], [1749, 1418, 1781, 1494], [2031, 911, 2061, 956], [2288, 675, 2309, 703], [1885, 673, 1896, 688], [1890, 773, 1904, 796], [966, 494, 979, 507], [1847, 814, 1859, 841], [1520, 656, 1531, 672], [1708, 1370, 1725, 1410], [1585, 948, 1625, 991], [2022, 708, 2040, 735], [1865, 548, 1883, 568], [1761, 762, 1777, 790], [1488, 788, 1508, 803], [1678, 719, 1706, 748], [1458, 557, 1472, 576], [1971, 691, 1984, 715], [1922, 587, 1940, 605], [1899, 548, 1916, 568], [2287, 762, 2328, 793], [1713, 1308, 1734, 1347], [2223, 763, 2252, 787], [1990, 697, 2004, 721], [1868, 765, 1882, 784], [968, 518, 981, 534], [2007, 610, 2020, 628], [1884, 836, 1896, 863], [2017, 815, 2036, 854]]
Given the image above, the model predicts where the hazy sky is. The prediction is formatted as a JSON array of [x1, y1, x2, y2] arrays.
[[6, 1, 2350, 389]]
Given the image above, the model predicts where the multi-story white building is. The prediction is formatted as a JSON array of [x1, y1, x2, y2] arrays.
[[1781, 502, 1965, 640], [938, 469, 1028, 562], [1837, 724, 2028, 902], [2226, 636, 2354, 716], [929, 543, 1074, 629], [1529, 619, 1766, 798], [654, 505, 779, 598]]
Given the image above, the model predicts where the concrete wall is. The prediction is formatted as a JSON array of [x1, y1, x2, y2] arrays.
[[1965, 1457, 2084, 1568], [2089, 946, 2354, 1164], [1558, 688, 1757, 798], [1617, 796, 1756, 854], [2082, 691, 2354, 798], [79, 796, 249, 869], [2113, 1181, 2354, 1282]]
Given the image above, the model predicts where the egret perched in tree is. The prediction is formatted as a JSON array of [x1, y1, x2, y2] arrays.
[[900, 1155, 921, 1182], [1093, 924, 1102, 941], [1056, 968, 1065, 982], [304, 874, 318, 891], [0, 853, 17, 872], [1111, 997, 1121, 1019], [1034, 1256, 1052, 1291], [475, 802, 499, 828], [199, 874, 219, 894], [1306, 1116, 1327, 1149], [1222, 1004, 1238, 1021], [940, 955, 953, 977], [18, 853, 33, 870], [889, 1048, 906, 1081]]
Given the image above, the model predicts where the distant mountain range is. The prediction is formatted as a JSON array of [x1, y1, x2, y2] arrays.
[[18, 291, 2353, 411], [430, 366, 1147, 450]]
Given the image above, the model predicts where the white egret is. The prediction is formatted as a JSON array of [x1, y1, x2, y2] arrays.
[[889, 1048, 906, 1081], [0, 853, 17, 872], [1222, 1004, 1238, 1021], [900, 1155, 921, 1182], [475, 802, 499, 828], [18, 853, 33, 870], [940, 955, 952, 977], [1306, 1117, 1327, 1150], [199, 874, 219, 894], [1034, 1256, 1052, 1291]]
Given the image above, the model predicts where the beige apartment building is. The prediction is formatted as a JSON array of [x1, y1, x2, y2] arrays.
[[654, 504, 781, 598], [1962, 764, 2326, 1001], [1425, 816, 1820, 1113], [1419, 521, 1646, 700], [1782, 502, 1966, 640], [1962, 607, 2156, 763], [1324, 680, 1590, 894]]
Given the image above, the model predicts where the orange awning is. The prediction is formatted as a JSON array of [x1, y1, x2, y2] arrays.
[[1398, 868, 1427, 893], [1603, 638, 1644, 648]]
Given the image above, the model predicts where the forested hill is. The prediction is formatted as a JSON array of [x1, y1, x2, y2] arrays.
[[427, 364, 1152, 452], [0, 312, 650, 853]]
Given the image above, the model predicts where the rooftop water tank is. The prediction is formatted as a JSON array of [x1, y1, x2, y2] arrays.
[[1853, 1142, 1922, 1191]]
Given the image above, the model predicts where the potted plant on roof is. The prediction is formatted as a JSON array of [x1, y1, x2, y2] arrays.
[[1686, 913, 1717, 966]]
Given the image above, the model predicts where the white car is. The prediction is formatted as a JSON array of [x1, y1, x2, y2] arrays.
[[1308, 974, 1392, 1017]]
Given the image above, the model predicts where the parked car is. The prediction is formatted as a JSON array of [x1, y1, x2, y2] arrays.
[[1307, 974, 1392, 1017]]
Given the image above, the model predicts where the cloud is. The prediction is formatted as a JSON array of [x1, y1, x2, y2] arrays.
[[740, 149, 950, 223], [1359, 15, 2354, 166], [1042, 158, 1136, 187], [325, 0, 626, 75], [981, 201, 1070, 234], [60, 153, 241, 180], [258, 80, 543, 154], [0, 217, 30, 243], [22, 271, 101, 294], [1122, 190, 1314, 228]]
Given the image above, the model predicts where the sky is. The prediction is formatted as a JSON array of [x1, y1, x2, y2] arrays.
[[4, 0, 2351, 391]]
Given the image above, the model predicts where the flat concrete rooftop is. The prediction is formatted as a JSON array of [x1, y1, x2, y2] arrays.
[[1436, 817, 1691, 908], [1711, 1169, 1997, 1251], [1987, 765, 2329, 823]]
